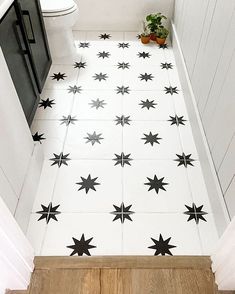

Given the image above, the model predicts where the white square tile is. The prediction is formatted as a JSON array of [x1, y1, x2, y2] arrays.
[[124, 32, 140, 41], [178, 125, 199, 158], [31, 120, 67, 158], [123, 160, 193, 213], [172, 92, 189, 119], [72, 90, 122, 120], [123, 121, 182, 159], [41, 213, 122, 255], [123, 90, 175, 120], [64, 121, 122, 159], [52, 160, 122, 212], [123, 213, 202, 255]]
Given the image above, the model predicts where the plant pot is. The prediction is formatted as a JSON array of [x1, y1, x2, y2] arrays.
[[141, 35, 150, 44], [150, 33, 156, 41], [156, 37, 166, 45]]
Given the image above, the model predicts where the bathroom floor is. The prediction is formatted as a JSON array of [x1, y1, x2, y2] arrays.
[[27, 31, 218, 256]]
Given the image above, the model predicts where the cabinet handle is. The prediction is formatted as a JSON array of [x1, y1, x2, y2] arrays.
[[22, 10, 36, 44], [14, 21, 29, 55]]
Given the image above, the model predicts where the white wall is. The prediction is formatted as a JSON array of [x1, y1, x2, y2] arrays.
[[173, 0, 235, 218], [73, 0, 174, 31]]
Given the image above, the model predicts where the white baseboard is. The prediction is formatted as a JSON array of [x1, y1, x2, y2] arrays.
[[14, 143, 44, 234], [171, 22, 230, 236]]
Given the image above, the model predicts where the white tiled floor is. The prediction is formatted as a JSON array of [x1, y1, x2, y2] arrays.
[[27, 31, 218, 256]]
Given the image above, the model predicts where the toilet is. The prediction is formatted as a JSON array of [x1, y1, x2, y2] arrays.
[[40, 0, 78, 59]]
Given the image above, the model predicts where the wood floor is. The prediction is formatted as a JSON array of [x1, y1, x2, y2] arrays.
[[7, 256, 235, 294]]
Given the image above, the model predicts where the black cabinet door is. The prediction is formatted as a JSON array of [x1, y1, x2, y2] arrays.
[[17, 0, 51, 92], [0, 4, 40, 124]]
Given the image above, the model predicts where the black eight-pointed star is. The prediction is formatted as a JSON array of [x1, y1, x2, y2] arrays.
[[139, 99, 157, 110], [99, 33, 111, 40], [67, 234, 96, 256], [138, 52, 151, 59], [159, 44, 168, 49], [118, 42, 130, 49], [174, 153, 195, 168], [36, 202, 61, 224], [116, 86, 130, 95], [164, 86, 179, 95], [141, 132, 162, 146], [97, 51, 110, 59], [84, 131, 104, 145], [117, 62, 130, 69], [74, 61, 86, 69], [110, 202, 135, 223], [168, 115, 186, 126], [68, 85, 82, 94], [50, 152, 71, 168], [145, 175, 168, 194], [139, 73, 154, 82], [39, 98, 55, 109], [148, 234, 176, 256], [93, 73, 108, 81], [51, 72, 67, 81], [184, 203, 208, 224], [60, 115, 78, 126], [76, 174, 100, 194], [113, 152, 133, 167], [32, 132, 45, 144], [115, 115, 131, 126], [161, 62, 173, 70], [89, 98, 106, 109], [79, 42, 90, 48]]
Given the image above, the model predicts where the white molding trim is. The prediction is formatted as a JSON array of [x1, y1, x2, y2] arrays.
[[171, 22, 230, 236]]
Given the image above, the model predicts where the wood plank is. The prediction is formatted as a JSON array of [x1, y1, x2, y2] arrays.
[[101, 269, 132, 293], [34, 256, 212, 270], [6, 291, 28, 294]]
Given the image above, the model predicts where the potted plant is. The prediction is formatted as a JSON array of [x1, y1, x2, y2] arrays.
[[156, 26, 169, 45], [146, 13, 167, 41], [140, 21, 150, 44]]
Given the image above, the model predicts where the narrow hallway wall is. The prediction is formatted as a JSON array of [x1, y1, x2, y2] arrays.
[[173, 0, 235, 218]]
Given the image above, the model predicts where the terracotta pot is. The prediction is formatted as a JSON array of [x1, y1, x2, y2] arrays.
[[156, 37, 166, 45], [141, 35, 150, 44], [150, 33, 156, 41]]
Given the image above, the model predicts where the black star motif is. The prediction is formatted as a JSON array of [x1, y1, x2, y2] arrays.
[[97, 51, 110, 59], [141, 132, 162, 146], [36, 202, 61, 224], [68, 85, 82, 94], [84, 131, 104, 145], [67, 234, 96, 256], [184, 203, 208, 224], [39, 98, 55, 109], [93, 73, 108, 81], [174, 153, 195, 167], [99, 33, 111, 40], [32, 132, 45, 144], [164, 86, 179, 95], [60, 115, 77, 126], [138, 52, 151, 59], [115, 115, 131, 126], [110, 202, 135, 223], [161, 62, 173, 70], [51, 72, 67, 81], [159, 44, 168, 49], [168, 115, 186, 126], [144, 175, 168, 194], [139, 99, 157, 110], [76, 174, 100, 194], [50, 152, 71, 167], [116, 86, 130, 95], [136, 34, 141, 39], [117, 62, 130, 69], [113, 152, 132, 167], [79, 42, 90, 48], [74, 61, 86, 69], [139, 73, 154, 82], [89, 98, 106, 109], [118, 42, 130, 49], [148, 234, 176, 256]]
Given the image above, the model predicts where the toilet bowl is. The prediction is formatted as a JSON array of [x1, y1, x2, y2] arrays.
[[40, 0, 78, 59]]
